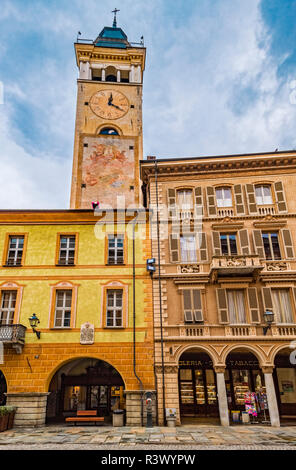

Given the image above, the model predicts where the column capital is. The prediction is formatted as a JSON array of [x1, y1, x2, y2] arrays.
[[262, 365, 275, 374], [214, 365, 226, 374]]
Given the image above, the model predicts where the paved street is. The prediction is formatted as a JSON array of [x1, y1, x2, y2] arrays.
[[0, 424, 296, 450]]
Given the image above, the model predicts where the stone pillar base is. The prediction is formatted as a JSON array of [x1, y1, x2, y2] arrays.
[[5, 393, 50, 427], [125, 390, 157, 426]]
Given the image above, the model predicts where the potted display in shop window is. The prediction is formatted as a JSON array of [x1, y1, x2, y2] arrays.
[[0, 406, 17, 432]]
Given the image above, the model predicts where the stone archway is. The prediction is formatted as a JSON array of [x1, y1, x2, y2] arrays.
[[272, 347, 296, 424], [46, 357, 125, 425], [0, 370, 7, 406]]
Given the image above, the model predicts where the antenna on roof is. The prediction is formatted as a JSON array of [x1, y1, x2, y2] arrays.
[[77, 31, 81, 41], [140, 35, 144, 46], [112, 8, 120, 28]]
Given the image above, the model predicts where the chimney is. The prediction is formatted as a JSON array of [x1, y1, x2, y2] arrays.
[[146, 156, 156, 161]]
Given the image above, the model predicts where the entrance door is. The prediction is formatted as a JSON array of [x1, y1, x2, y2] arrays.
[[179, 367, 218, 417]]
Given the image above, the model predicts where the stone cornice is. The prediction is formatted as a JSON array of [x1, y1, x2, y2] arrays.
[[141, 152, 296, 183]]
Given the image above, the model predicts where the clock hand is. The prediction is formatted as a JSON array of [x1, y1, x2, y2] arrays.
[[108, 93, 113, 105], [110, 103, 124, 111]]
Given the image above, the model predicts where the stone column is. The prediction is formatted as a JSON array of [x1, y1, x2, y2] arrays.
[[214, 367, 229, 426], [117, 70, 121, 82], [101, 68, 106, 81], [5, 392, 50, 427], [262, 366, 280, 427]]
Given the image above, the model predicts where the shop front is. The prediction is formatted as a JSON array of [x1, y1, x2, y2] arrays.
[[47, 358, 125, 424], [274, 351, 296, 422], [178, 352, 219, 420]]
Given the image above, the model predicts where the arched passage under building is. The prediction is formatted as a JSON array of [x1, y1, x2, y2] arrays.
[[273, 347, 296, 424], [46, 358, 125, 425], [0, 370, 7, 406]]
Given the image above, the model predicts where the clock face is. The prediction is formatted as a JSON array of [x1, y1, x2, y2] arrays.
[[89, 90, 129, 120]]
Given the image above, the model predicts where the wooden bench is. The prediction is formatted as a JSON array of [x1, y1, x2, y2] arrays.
[[65, 410, 104, 426]]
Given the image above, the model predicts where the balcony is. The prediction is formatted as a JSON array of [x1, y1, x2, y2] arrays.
[[257, 204, 276, 216], [210, 254, 263, 281], [0, 324, 27, 354], [217, 207, 235, 218]]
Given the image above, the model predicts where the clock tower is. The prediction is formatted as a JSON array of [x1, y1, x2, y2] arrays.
[[70, 15, 146, 209]]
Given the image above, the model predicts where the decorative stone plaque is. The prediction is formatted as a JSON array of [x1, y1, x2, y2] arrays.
[[80, 322, 94, 345]]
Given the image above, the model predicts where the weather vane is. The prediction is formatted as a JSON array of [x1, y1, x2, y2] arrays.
[[112, 8, 120, 28]]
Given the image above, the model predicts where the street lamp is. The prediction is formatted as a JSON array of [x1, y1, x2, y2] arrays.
[[263, 310, 274, 336], [28, 313, 41, 339]]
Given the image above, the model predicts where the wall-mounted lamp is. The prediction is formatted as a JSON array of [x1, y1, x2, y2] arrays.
[[263, 310, 274, 336], [28, 313, 41, 339]]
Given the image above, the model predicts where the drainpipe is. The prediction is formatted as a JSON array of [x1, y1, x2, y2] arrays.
[[132, 219, 144, 426], [154, 160, 166, 425]]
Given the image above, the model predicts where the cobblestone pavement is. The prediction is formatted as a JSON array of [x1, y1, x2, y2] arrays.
[[0, 424, 296, 449]]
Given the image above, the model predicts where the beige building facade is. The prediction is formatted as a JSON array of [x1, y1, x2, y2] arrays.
[[141, 151, 296, 427]]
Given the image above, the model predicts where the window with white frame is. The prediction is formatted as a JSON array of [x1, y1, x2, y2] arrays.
[[262, 232, 281, 260], [272, 289, 293, 324], [227, 290, 247, 324], [6, 236, 24, 266], [0, 291, 17, 325], [108, 235, 124, 264], [215, 187, 232, 207], [54, 290, 72, 328], [180, 235, 197, 263], [255, 185, 273, 205], [220, 233, 238, 256], [177, 189, 193, 211], [58, 236, 76, 265], [106, 290, 123, 327]]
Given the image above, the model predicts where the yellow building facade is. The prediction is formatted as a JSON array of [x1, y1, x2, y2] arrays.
[[0, 20, 155, 427]]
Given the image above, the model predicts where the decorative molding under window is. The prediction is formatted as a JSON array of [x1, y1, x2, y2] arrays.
[[177, 264, 200, 274]]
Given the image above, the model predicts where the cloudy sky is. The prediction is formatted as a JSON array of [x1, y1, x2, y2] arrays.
[[0, 0, 296, 208]]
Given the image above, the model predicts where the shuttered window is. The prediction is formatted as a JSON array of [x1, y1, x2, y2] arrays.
[[183, 289, 203, 323], [216, 289, 229, 323], [220, 234, 237, 256], [247, 288, 260, 323], [274, 182, 287, 213], [262, 233, 281, 260], [227, 290, 247, 324], [272, 289, 293, 324], [177, 190, 193, 210], [180, 235, 197, 263], [234, 184, 245, 215], [215, 187, 232, 207], [255, 185, 273, 205]]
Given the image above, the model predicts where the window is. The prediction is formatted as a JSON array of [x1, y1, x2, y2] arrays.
[[177, 189, 193, 210], [255, 185, 273, 205], [272, 289, 293, 324], [216, 187, 232, 207], [108, 235, 124, 264], [183, 289, 203, 323], [180, 235, 197, 262], [58, 236, 76, 265], [0, 291, 16, 325], [262, 232, 281, 260], [6, 236, 24, 266], [99, 127, 119, 135], [227, 290, 246, 324], [106, 290, 123, 327], [54, 290, 72, 328], [220, 234, 237, 255]]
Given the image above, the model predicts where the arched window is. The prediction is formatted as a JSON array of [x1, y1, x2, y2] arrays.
[[105, 66, 117, 83], [99, 127, 119, 135]]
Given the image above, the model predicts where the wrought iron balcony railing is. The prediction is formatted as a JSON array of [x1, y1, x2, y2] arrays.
[[0, 324, 27, 354]]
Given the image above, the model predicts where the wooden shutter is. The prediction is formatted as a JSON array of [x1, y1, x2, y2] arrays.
[[234, 184, 245, 215], [194, 187, 203, 216], [292, 288, 296, 311], [245, 184, 258, 214], [192, 290, 203, 322], [216, 288, 229, 323], [253, 230, 265, 258], [239, 229, 250, 255], [262, 287, 273, 311], [212, 231, 221, 256], [169, 230, 179, 262], [247, 288, 260, 323], [183, 290, 193, 322], [281, 229, 295, 259], [167, 188, 177, 219], [274, 181, 287, 213], [198, 232, 208, 262], [206, 187, 217, 216]]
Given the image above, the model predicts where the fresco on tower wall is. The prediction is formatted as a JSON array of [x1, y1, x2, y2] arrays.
[[81, 136, 136, 208]]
